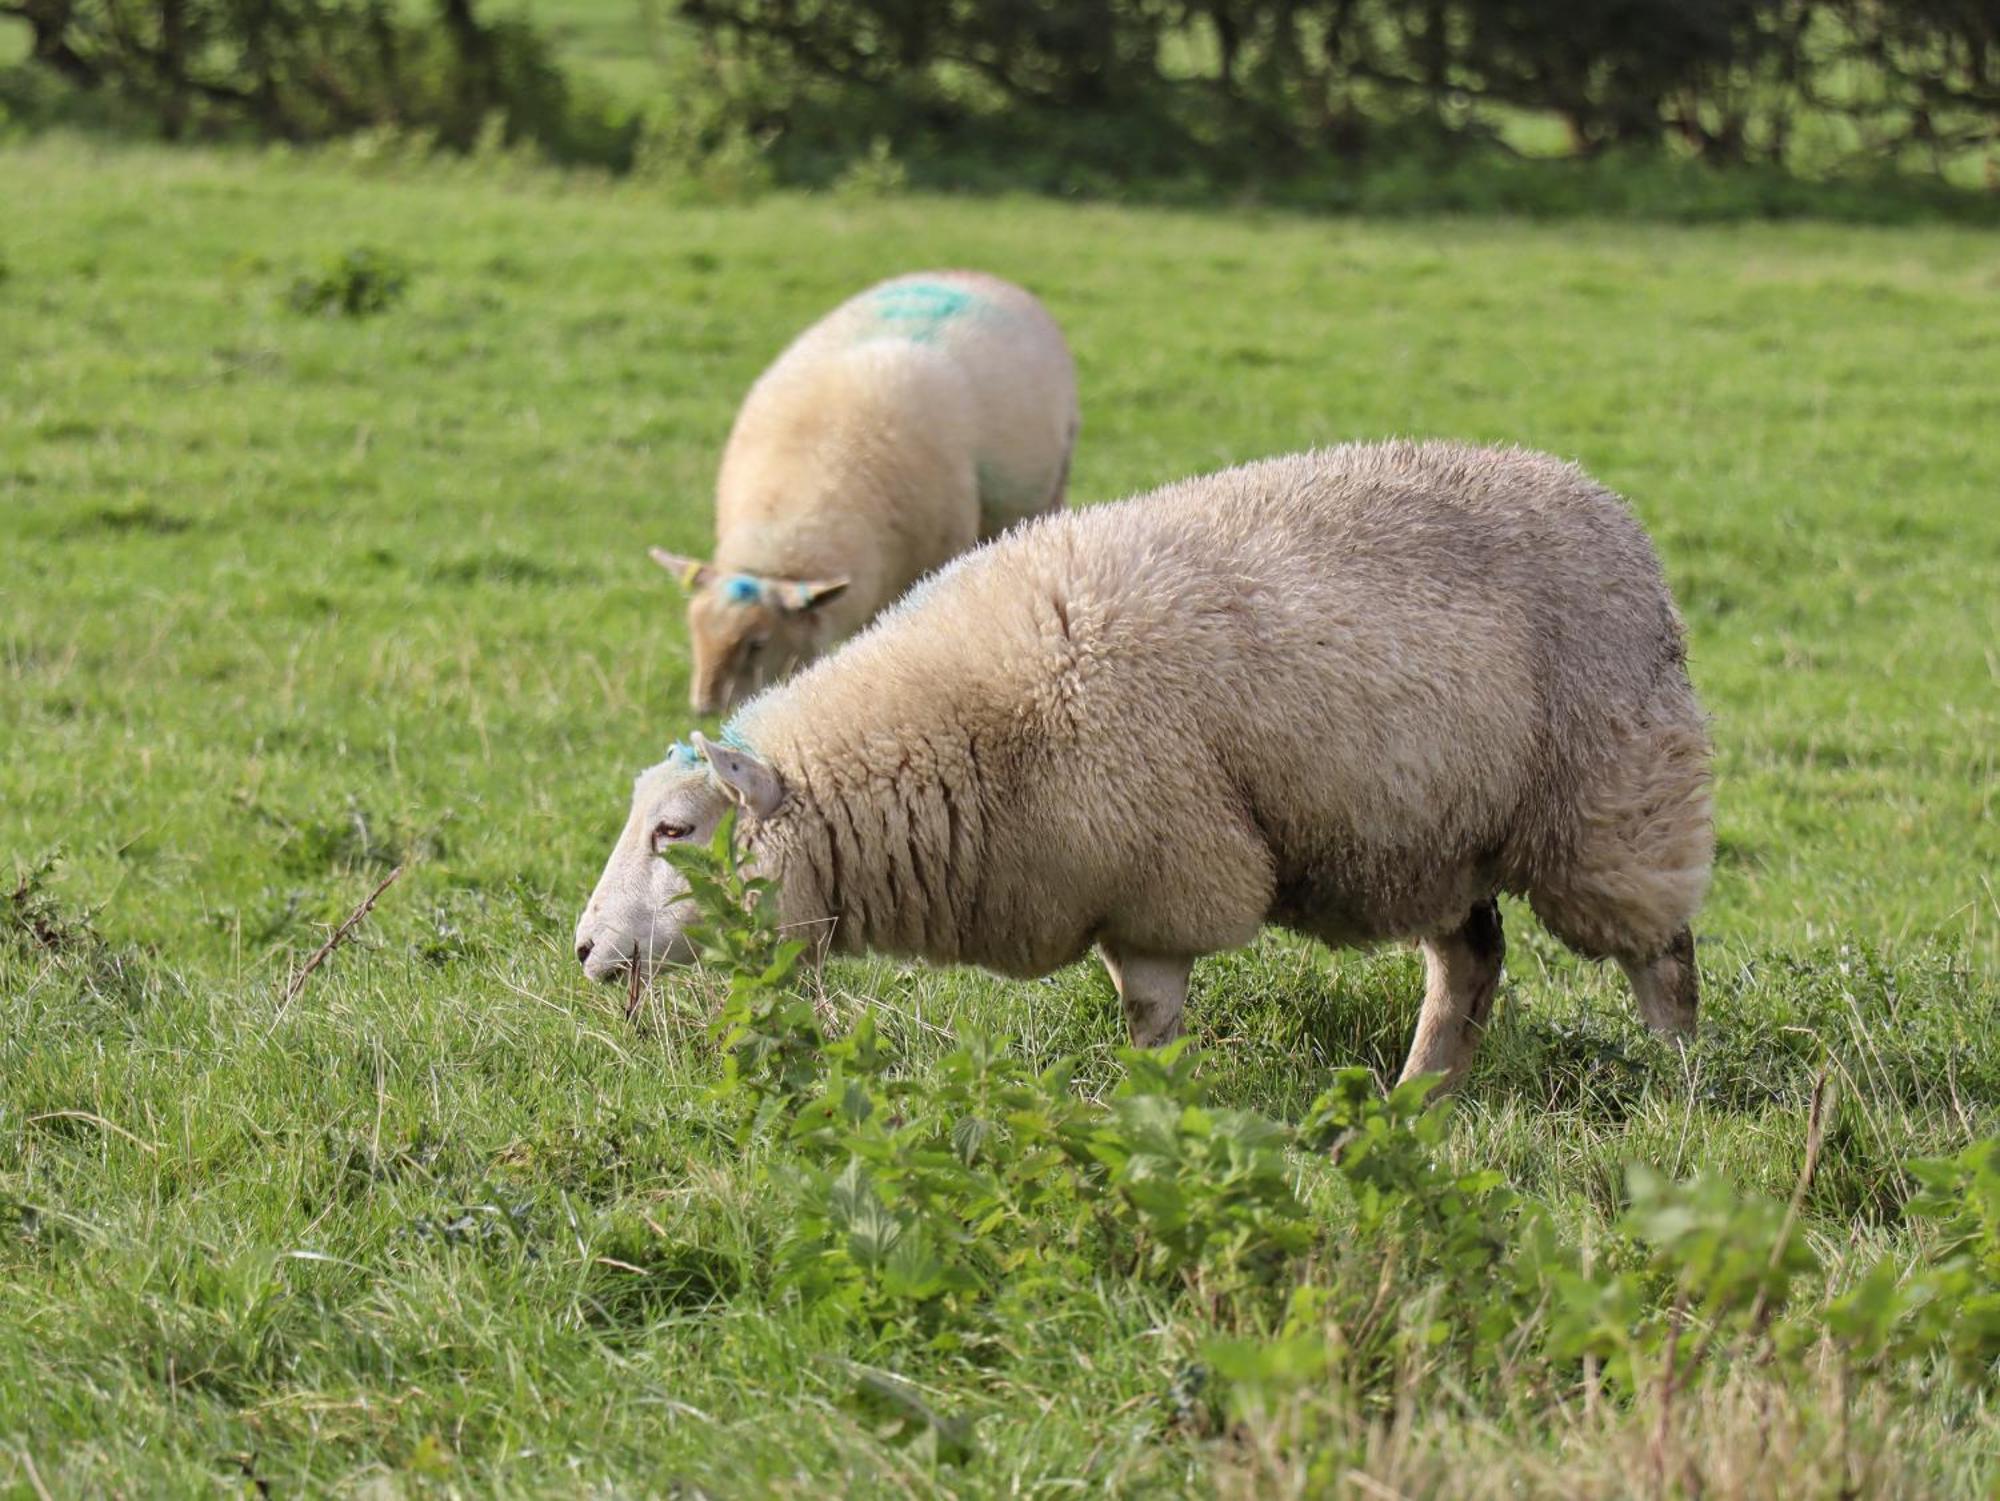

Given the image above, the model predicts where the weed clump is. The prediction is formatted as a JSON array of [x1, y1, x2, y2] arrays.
[[4, 850, 150, 1010], [8, 851, 99, 957], [286, 248, 410, 318]]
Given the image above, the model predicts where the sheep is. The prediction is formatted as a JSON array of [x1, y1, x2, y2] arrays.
[[651, 270, 1080, 715], [578, 440, 1714, 1086]]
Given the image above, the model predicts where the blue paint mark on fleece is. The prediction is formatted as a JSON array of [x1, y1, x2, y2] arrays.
[[866, 281, 978, 343], [723, 574, 762, 605]]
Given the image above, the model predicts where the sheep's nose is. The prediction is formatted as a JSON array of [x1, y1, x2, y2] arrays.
[[576, 939, 594, 965]]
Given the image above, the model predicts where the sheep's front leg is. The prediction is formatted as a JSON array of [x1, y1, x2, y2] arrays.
[[1098, 946, 1190, 1049], [1398, 899, 1505, 1089]]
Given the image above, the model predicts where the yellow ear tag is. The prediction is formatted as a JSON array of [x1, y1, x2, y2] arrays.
[[681, 561, 704, 591]]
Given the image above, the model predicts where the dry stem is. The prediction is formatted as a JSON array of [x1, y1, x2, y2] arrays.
[[274, 864, 404, 1021]]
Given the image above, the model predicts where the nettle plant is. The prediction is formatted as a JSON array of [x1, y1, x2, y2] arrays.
[[655, 818, 2000, 1456], [660, 817, 1324, 1342]]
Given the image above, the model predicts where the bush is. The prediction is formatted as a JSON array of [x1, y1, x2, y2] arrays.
[[5, 0, 1992, 208], [0, 0, 640, 166], [673, 0, 2000, 188]]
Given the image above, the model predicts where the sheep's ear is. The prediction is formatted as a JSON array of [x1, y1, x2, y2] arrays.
[[692, 733, 786, 820], [773, 576, 850, 614], [649, 548, 717, 594]]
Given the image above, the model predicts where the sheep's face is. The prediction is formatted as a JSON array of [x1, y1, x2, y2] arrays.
[[573, 751, 727, 983], [687, 583, 818, 716], [573, 735, 790, 985], [650, 552, 850, 715]]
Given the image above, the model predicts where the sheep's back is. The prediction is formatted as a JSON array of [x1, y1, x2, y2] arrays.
[[754, 271, 1076, 521], [744, 441, 1692, 953]]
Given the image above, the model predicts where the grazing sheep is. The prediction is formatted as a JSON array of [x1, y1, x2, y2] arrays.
[[579, 441, 1713, 1086], [652, 270, 1079, 715]]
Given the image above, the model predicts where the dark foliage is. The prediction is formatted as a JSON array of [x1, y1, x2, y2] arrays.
[[2, 0, 1991, 202], [0, 0, 640, 164], [676, 0, 1998, 179], [286, 246, 409, 318]]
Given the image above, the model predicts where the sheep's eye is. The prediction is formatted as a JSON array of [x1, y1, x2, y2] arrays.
[[651, 820, 692, 850]]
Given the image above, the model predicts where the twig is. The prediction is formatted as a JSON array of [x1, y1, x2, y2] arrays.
[[1789, 1061, 1834, 1215], [17, 1451, 54, 1501], [274, 865, 404, 1021], [1582, 1230, 1601, 1425], [625, 951, 646, 1022], [1651, 1291, 1686, 1498], [1744, 1060, 1834, 1345]]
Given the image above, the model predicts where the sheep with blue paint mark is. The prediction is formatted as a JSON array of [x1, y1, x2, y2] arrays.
[[651, 270, 1079, 715], [580, 441, 1713, 1088]]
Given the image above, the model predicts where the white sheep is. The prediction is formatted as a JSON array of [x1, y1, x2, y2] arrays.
[[579, 441, 1714, 1085], [651, 270, 1079, 715]]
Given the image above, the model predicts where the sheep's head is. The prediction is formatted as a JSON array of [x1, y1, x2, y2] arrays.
[[650, 549, 848, 715], [574, 733, 787, 985]]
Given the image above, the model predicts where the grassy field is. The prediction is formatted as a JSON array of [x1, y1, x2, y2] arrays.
[[3, 134, 1999, 1496]]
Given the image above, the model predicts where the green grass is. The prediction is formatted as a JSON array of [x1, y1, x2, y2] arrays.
[[2, 134, 1998, 1495]]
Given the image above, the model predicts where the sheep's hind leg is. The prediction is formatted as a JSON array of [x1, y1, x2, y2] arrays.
[[1398, 899, 1505, 1089], [1619, 925, 1698, 1039], [1098, 946, 1190, 1049]]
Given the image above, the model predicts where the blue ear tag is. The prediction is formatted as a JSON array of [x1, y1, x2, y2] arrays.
[[666, 740, 701, 768], [723, 575, 762, 605]]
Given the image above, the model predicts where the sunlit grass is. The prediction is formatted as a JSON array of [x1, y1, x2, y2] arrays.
[[2, 136, 1997, 1494]]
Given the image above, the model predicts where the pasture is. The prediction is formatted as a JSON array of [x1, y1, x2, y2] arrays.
[[3, 135, 1999, 1495]]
